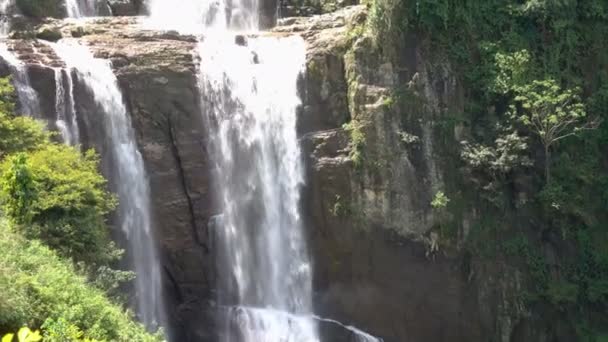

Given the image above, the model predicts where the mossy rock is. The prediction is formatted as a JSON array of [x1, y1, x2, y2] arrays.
[[16, 0, 66, 18], [36, 26, 62, 41]]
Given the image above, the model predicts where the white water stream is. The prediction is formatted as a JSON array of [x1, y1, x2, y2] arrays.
[[199, 34, 317, 342], [52, 40, 163, 329], [65, 0, 97, 18], [53, 67, 79, 145], [0, 43, 41, 116]]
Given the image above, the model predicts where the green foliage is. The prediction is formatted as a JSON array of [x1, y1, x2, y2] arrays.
[[0, 145, 118, 267], [397, 130, 419, 145], [365, 0, 608, 335], [511, 79, 593, 182], [15, 0, 65, 18], [490, 50, 532, 95], [511, 79, 589, 147], [2, 328, 41, 342], [0, 79, 50, 159], [330, 195, 350, 218], [431, 191, 449, 209], [546, 281, 579, 307], [0, 78, 17, 115], [343, 119, 367, 168], [503, 233, 550, 295], [461, 131, 531, 175], [0, 223, 159, 341]]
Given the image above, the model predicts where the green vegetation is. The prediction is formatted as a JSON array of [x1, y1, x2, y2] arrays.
[[430, 191, 449, 209], [0, 78, 155, 340], [15, 0, 65, 18], [0, 222, 157, 341], [343, 119, 367, 168], [0, 146, 118, 267], [2, 328, 42, 342], [365, 0, 608, 338], [17, 0, 66, 18], [510, 79, 596, 183]]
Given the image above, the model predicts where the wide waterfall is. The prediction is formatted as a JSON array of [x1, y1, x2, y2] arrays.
[[146, 0, 384, 340], [52, 40, 164, 329], [146, 0, 259, 32], [199, 35, 317, 341], [148, 0, 318, 340]]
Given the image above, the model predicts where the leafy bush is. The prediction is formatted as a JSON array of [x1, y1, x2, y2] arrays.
[[2, 327, 42, 342], [0, 145, 118, 267], [0, 222, 159, 341], [0, 112, 49, 160], [431, 191, 450, 209]]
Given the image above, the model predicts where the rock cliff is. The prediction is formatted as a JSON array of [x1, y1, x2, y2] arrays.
[[0, 5, 528, 342]]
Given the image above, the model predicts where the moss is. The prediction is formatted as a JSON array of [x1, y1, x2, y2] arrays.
[[330, 195, 351, 217], [35, 27, 62, 42], [342, 119, 367, 168]]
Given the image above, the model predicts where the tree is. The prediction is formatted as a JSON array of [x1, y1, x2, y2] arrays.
[[510, 79, 598, 183], [0, 145, 118, 266], [0, 225, 159, 341]]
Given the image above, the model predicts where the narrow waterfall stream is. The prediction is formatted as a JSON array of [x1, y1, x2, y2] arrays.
[[53, 67, 79, 145], [0, 0, 14, 35], [52, 40, 164, 329], [0, 44, 40, 117], [65, 0, 97, 18]]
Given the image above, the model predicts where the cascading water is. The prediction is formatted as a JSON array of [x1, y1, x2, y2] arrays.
[[146, 0, 259, 32], [148, 0, 382, 341], [65, 0, 97, 18], [0, 0, 14, 35], [0, 43, 41, 117], [53, 68, 79, 145], [199, 35, 317, 341], [149, 1, 318, 340], [51, 40, 164, 329], [0, 1, 41, 118]]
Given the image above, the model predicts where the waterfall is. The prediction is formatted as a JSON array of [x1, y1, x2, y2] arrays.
[[0, 43, 41, 117], [0, 0, 13, 35], [53, 68, 79, 145], [199, 34, 317, 341], [52, 40, 164, 329], [148, 0, 319, 339], [147, 0, 383, 340], [65, 0, 97, 18], [145, 0, 259, 32]]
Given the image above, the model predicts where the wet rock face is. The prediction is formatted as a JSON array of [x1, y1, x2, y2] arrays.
[[290, 6, 506, 342], [2, 6, 520, 342]]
